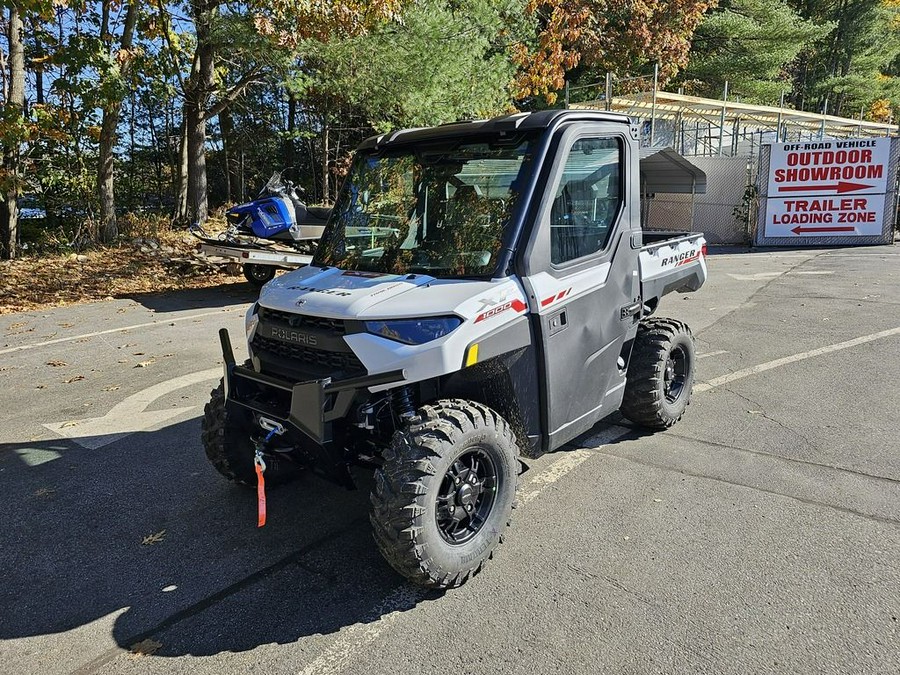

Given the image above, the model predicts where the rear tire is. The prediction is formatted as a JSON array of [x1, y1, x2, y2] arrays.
[[243, 263, 276, 287], [620, 317, 695, 429], [200, 380, 300, 485], [370, 399, 519, 589]]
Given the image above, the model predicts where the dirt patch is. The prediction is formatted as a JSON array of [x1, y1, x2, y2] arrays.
[[0, 231, 246, 314]]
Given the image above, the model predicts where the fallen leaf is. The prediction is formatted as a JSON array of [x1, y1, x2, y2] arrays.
[[33, 487, 57, 498], [102, 385, 120, 391], [132, 352, 145, 356], [142, 529, 166, 545], [135, 360, 155, 368], [61, 421, 79, 428], [46, 360, 67, 367], [7, 321, 26, 329], [117, 308, 127, 314], [129, 639, 162, 657], [64, 375, 85, 383], [59, 322, 74, 328]]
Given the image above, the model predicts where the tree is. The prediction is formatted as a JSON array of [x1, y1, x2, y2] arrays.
[[681, 0, 831, 103], [788, 0, 900, 117], [170, 0, 402, 224], [1, 3, 25, 259], [514, 0, 717, 103], [97, 0, 139, 242], [307, 0, 527, 132]]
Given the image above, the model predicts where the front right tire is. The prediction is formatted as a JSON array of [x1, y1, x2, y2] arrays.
[[370, 399, 519, 589]]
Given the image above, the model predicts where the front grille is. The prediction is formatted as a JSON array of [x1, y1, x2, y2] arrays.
[[258, 307, 345, 334], [251, 335, 365, 380]]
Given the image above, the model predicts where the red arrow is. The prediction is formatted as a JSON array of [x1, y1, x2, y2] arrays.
[[791, 225, 855, 235], [778, 181, 873, 194]]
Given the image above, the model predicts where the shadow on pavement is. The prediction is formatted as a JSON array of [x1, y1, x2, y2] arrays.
[[0, 416, 430, 664], [1, 411, 637, 665], [121, 284, 260, 314]]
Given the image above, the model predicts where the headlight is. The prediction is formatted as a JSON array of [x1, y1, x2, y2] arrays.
[[365, 316, 462, 345]]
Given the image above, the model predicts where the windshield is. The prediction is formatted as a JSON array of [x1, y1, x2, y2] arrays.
[[314, 135, 537, 277], [262, 171, 286, 195]]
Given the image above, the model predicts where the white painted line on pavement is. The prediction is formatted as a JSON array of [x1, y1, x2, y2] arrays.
[[519, 449, 593, 506], [0, 308, 239, 356], [297, 449, 600, 675], [695, 326, 900, 393], [726, 272, 783, 281], [297, 585, 425, 675], [43, 368, 222, 449], [697, 350, 728, 360]]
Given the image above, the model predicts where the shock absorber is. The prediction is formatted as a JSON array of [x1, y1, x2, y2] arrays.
[[392, 385, 416, 421]]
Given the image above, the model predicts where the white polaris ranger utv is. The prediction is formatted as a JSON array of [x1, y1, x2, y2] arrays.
[[203, 110, 708, 588]]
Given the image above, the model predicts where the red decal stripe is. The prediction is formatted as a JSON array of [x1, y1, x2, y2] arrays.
[[675, 254, 701, 267]]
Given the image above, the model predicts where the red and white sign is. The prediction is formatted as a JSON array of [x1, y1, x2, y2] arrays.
[[764, 138, 890, 238], [767, 138, 890, 196], [765, 195, 884, 237]]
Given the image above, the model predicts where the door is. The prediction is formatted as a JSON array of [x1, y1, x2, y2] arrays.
[[520, 126, 641, 451]]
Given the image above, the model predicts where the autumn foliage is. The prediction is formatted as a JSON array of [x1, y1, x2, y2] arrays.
[[514, 0, 717, 102]]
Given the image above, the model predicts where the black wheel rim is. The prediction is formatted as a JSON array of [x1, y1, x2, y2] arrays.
[[664, 345, 688, 404], [435, 447, 498, 545]]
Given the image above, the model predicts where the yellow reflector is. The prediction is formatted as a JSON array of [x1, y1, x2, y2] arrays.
[[465, 343, 479, 367]]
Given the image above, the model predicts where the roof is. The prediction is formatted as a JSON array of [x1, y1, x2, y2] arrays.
[[639, 147, 707, 194], [358, 110, 634, 150]]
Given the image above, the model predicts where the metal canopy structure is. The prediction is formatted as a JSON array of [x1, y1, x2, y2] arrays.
[[570, 86, 898, 157], [639, 147, 707, 194], [577, 90, 896, 137]]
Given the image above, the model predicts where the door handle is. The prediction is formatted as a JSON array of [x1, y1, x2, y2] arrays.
[[548, 309, 568, 336]]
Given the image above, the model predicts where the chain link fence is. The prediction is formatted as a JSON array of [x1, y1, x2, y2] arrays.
[[644, 156, 756, 244]]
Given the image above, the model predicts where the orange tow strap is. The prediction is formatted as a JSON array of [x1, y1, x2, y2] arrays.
[[254, 454, 267, 528]]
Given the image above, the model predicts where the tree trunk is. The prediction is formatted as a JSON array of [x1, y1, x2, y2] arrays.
[[1, 5, 25, 260], [97, 1, 137, 243], [284, 94, 296, 173], [184, 1, 216, 224], [322, 123, 330, 204], [219, 106, 237, 203], [174, 121, 189, 222], [185, 98, 208, 223]]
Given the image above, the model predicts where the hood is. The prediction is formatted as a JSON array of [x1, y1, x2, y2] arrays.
[[259, 266, 438, 318]]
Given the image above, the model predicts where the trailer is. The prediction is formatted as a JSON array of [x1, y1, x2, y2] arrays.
[[194, 240, 314, 286]]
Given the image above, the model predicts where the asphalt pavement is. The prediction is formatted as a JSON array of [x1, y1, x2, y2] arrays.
[[0, 246, 898, 674]]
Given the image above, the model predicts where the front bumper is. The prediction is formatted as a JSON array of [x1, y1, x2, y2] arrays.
[[218, 328, 404, 484]]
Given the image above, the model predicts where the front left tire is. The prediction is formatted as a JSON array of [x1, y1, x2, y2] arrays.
[[201, 381, 300, 485], [370, 399, 520, 589]]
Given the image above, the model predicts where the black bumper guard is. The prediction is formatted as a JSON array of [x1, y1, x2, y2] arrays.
[[219, 328, 404, 445]]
